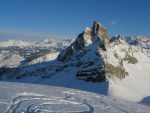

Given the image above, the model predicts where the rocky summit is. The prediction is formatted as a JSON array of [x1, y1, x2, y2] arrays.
[[57, 21, 111, 82]]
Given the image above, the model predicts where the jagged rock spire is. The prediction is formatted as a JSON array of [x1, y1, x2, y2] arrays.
[[92, 21, 109, 43], [92, 21, 100, 34]]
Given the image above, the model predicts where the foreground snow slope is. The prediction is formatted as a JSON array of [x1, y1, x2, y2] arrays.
[[0, 82, 150, 113]]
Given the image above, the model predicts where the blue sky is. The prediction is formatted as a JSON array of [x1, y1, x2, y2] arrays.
[[0, 0, 150, 41]]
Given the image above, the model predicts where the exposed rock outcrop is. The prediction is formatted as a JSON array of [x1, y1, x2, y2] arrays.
[[92, 21, 109, 44]]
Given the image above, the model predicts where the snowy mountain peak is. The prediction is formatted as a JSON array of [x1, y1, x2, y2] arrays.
[[83, 21, 110, 45], [57, 21, 109, 61], [56, 21, 111, 82], [34, 39, 54, 46]]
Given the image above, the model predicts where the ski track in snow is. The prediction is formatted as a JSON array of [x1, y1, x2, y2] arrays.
[[0, 82, 150, 113], [5, 92, 91, 113]]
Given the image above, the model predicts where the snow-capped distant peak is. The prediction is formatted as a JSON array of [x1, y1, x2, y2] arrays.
[[0, 38, 73, 48], [0, 39, 33, 47]]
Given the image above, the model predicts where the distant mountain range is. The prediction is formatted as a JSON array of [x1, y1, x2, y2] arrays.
[[0, 21, 150, 104], [0, 38, 73, 67]]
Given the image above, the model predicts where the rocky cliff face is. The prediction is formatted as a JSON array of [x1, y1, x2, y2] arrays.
[[57, 21, 111, 82]]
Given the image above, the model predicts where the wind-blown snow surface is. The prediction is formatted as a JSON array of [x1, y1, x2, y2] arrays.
[[0, 82, 150, 113]]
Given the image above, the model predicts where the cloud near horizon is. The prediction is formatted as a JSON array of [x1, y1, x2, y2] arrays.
[[0, 29, 75, 41], [110, 20, 118, 25], [0, 29, 51, 41]]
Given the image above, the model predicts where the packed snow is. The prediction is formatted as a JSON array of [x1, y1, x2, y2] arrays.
[[0, 82, 150, 113]]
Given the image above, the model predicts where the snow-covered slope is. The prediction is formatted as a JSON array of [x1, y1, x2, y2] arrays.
[[0, 52, 24, 68], [104, 36, 150, 102], [28, 52, 59, 65], [0, 82, 149, 113]]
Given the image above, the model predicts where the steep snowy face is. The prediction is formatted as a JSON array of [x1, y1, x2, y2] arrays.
[[103, 35, 150, 79], [105, 35, 150, 102], [28, 52, 59, 65]]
